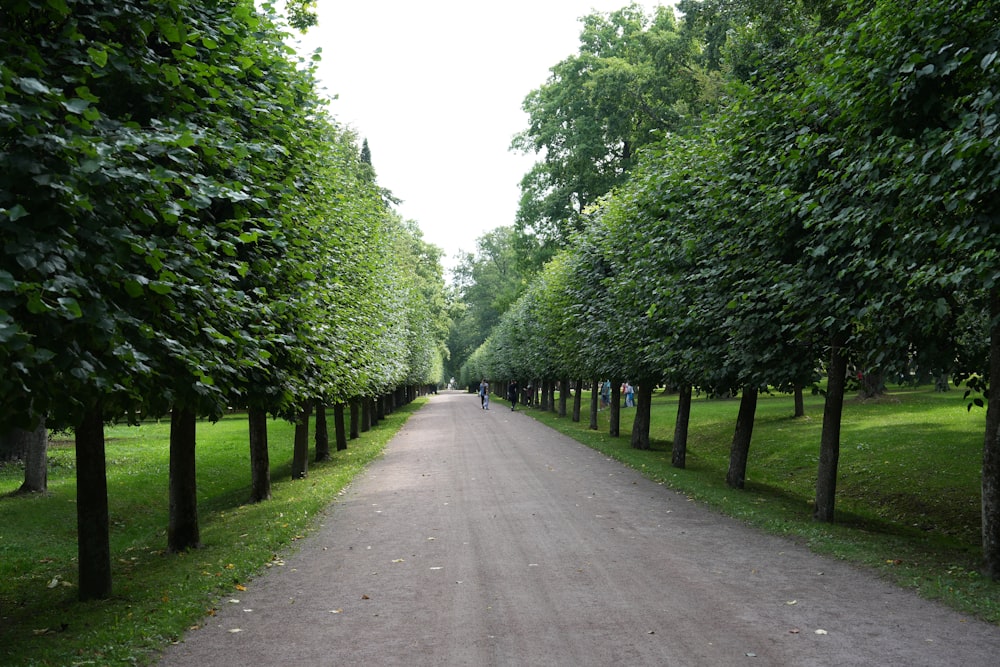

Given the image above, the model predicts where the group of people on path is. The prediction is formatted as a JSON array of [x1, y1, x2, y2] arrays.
[[599, 380, 635, 409], [479, 379, 634, 412], [479, 379, 521, 411]]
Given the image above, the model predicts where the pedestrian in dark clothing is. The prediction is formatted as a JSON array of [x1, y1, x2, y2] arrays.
[[508, 380, 519, 411]]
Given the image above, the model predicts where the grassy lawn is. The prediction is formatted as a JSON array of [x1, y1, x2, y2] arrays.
[[524, 385, 1000, 624], [0, 399, 424, 667]]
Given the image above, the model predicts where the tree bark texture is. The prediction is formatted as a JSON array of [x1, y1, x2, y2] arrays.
[[350, 399, 360, 439], [168, 407, 201, 552], [334, 403, 347, 451], [314, 403, 330, 461], [726, 387, 759, 489], [548, 380, 557, 413], [291, 402, 311, 480], [589, 379, 599, 430], [794, 385, 805, 417], [572, 378, 583, 422], [75, 404, 112, 600], [361, 398, 371, 432], [540, 380, 550, 411], [558, 377, 569, 417], [814, 336, 848, 522], [11, 420, 47, 494], [672, 384, 692, 469], [610, 380, 622, 438], [630, 382, 653, 450], [248, 407, 271, 503], [982, 287, 1000, 579]]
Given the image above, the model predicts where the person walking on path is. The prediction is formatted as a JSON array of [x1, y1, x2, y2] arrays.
[[507, 379, 519, 411], [479, 379, 490, 410]]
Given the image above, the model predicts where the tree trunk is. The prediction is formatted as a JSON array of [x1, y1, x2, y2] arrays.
[[248, 407, 270, 503], [726, 387, 759, 489], [334, 403, 347, 451], [291, 402, 311, 480], [794, 385, 805, 417], [168, 407, 201, 552], [982, 287, 1000, 579], [630, 382, 653, 450], [539, 380, 549, 411], [572, 379, 583, 422], [76, 404, 112, 600], [558, 377, 569, 417], [588, 379, 599, 430], [361, 398, 372, 432], [350, 399, 360, 439], [672, 384, 692, 469], [814, 336, 848, 522], [610, 380, 622, 438], [859, 370, 886, 398], [377, 394, 386, 421], [12, 420, 47, 494], [548, 380, 557, 413], [314, 402, 330, 461]]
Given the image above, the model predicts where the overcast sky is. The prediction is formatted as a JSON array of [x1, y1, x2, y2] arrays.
[[296, 1, 669, 271]]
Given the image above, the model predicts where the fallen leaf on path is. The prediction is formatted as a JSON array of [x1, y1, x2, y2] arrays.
[[789, 628, 800, 634], [745, 652, 757, 657], [786, 600, 797, 605], [330, 609, 343, 614], [361, 594, 370, 600], [235, 584, 247, 591], [228, 628, 242, 633], [815, 629, 828, 635], [392, 559, 405, 563]]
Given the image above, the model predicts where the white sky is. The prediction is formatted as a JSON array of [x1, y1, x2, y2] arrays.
[[296, 1, 670, 272]]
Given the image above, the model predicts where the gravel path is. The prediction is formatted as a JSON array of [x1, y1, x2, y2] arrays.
[[157, 391, 1000, 666]]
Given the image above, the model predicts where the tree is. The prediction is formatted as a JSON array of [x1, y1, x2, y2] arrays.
[[512, 3, 705, 261]]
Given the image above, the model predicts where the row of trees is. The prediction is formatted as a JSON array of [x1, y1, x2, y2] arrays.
[[456, 0, 1000, 577], [1, 0, 448, 599]]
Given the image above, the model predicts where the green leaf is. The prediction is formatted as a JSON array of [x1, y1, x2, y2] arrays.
[[17, 78, 50, 95], [149, 282, 173, 295], [124, 279, 144, 298], [58, 297, 83, 319], [26, 293, 49, 314], [982, 51, 997, 71], [6, 204, 29, 221], [87, 46, 108, 68], [62, 98, 91, 114]]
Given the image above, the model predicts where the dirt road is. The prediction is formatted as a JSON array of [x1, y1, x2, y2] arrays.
[[157, 391, 1000, 666]]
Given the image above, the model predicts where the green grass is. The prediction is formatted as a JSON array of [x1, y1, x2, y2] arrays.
[[524, 386, 1000, 625], [0, 400, 424, 667]]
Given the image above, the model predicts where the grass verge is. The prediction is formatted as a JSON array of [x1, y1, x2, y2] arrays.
[[522, 386, 1000, 625], [0, 399, 424, 667]]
